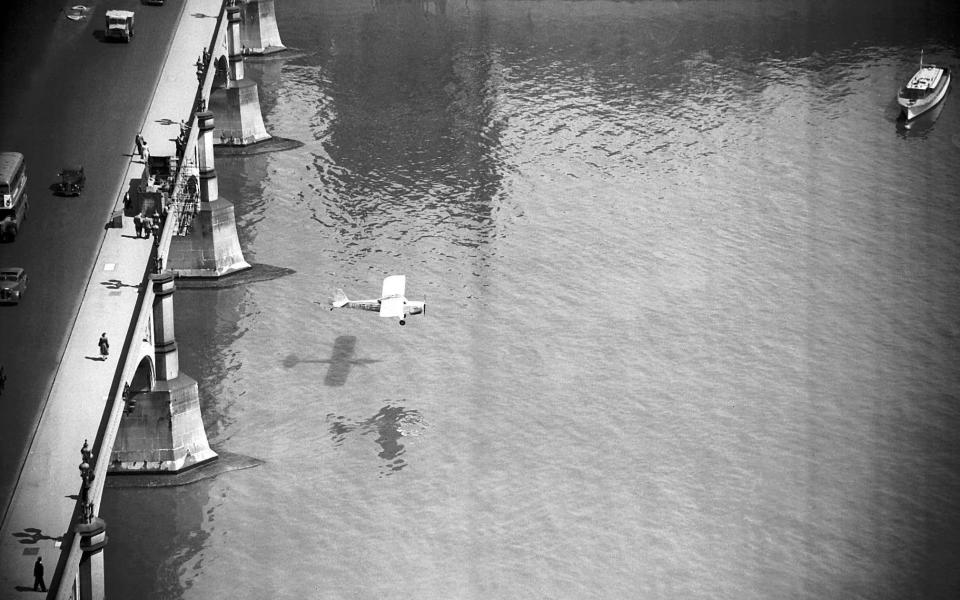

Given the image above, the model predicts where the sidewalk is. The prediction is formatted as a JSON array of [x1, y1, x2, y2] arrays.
[[0, 0, 224, 595]]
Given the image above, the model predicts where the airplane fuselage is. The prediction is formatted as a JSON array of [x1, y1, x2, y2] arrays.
[[330, 277, 425, 325], [345, 300, 382, 312], [339, 298, 425, 324]]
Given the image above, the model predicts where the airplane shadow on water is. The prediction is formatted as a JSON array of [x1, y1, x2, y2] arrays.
[[326, 405, 426, 477], [281, 335, 380, 386]]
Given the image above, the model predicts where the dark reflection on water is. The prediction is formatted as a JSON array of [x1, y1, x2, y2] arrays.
[[372, 0, 447, 18], [326, 404, 425, 476], [173, 288, 249, 443], [101, 480, 215, 599], [298, 0, 507, 250]]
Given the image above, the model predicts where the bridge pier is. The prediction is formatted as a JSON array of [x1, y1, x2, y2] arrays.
[[75, 519, 107, 600], [169, 110, 250, 277], [72, 441, 108, 600], [109, 273, 218, 473], [212, 5, 270, 145], [240, 0, 286, 55]]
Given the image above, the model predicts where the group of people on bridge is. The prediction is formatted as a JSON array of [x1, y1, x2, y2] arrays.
[[133, 211, 162, 240]]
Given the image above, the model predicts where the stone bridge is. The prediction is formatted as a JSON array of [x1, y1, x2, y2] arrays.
[[114, 0, 283, 473], [0, 1, 284, 598]]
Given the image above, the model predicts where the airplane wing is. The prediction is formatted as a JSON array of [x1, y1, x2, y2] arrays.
[[381, 275, 406, 299], [379, 276, 406, 318], [379, 296, 405, 319]]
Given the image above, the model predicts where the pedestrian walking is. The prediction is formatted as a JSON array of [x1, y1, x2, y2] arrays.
[[33, 556, 46, 592], [135, 133, 144, 159], [141, 139, 150, 165], [151, 220, 160, 241], [143, 216, 153, 239], [133, 213, 143, 238], [98, 333, 109, 360]]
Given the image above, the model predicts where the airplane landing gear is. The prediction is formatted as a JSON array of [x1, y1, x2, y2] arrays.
[[399, 319, 406, 326]]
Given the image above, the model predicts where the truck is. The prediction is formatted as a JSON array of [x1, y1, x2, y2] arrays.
[[0, 152, 28, 242], [105, 10, 134, 42]]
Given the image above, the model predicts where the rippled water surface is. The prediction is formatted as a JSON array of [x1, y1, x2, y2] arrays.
[[103, 1, 960, 598]]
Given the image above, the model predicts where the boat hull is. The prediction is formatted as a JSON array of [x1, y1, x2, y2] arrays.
[[899, 69, 951, 120]]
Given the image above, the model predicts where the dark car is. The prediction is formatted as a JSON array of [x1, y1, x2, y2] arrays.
[[0, 267, 27, 305], [55, 165, 85, 196]]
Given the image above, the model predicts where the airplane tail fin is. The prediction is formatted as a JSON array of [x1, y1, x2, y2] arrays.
[[331, 289, 349, 310]]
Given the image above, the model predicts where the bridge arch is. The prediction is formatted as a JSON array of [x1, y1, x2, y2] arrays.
[[130, 355, 155, 393], [212, 54, 230, 90]]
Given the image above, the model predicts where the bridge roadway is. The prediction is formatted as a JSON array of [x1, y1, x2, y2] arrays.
[[0, 0, 225, 594], [0, 0, 184, 520]]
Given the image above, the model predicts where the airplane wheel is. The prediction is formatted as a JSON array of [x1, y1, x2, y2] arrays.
[[399, 320, 405, 326]]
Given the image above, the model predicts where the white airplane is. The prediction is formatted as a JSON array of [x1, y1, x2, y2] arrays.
[[330, 275, 426, 326]]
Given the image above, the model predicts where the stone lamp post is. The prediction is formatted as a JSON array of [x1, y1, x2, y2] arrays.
[[73, 439, 107, 600]]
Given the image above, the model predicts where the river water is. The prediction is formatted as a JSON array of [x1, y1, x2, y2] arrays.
[[101, 1, 960, 598]]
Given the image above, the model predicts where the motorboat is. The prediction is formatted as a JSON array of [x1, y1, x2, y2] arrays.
[[898, 55, 950, 120]]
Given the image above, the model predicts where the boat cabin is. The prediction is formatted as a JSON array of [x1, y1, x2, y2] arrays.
[[900, 66, 944, 100]]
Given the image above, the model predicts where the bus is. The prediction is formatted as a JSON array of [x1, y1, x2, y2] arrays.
[[0, 152, 28, 241]]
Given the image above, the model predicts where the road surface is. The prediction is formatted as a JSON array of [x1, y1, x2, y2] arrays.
[[0, 0, 183, 523]]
